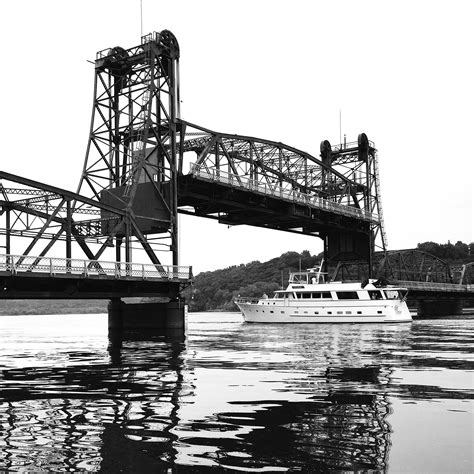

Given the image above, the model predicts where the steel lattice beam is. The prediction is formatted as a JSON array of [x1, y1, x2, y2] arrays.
[[177, 121, 387, 269]]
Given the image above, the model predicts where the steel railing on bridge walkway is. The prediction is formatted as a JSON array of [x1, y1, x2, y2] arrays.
[[0, 254, 192, 282], [394, 280, 473, 293], [190, 163, 380, 223]]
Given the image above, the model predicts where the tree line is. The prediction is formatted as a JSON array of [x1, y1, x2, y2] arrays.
[[416, 241, 473, 263]]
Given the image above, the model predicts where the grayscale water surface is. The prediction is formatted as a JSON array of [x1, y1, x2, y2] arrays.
[[0, 312, 472, 472]]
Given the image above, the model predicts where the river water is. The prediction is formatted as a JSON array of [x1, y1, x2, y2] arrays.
[[0, 312, 472, 472]]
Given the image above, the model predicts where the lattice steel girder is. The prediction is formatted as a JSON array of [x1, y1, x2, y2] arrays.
[[0, 170, 163, 266], [334, 250, 456, 283], [178, 121, 387, 257], [178, 120, 365, 203], [377, 249, 454, 283]]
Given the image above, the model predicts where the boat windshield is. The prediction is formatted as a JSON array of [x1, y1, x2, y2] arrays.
[[289, 261, 326, 284], [290, 271, 326, 284], [384, 289, 407, 300]]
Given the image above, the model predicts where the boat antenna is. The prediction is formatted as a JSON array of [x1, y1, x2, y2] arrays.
[[140, 0, 143, 37], [339, 109, 342, 146]]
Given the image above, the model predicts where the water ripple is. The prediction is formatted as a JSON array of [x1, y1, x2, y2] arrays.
[[0, 313, 472, 471]]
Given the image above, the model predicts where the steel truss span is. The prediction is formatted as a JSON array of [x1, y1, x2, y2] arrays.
[[332, 250, 474, 296], [0, 171, 180, 271], [177, 121, 387, 262]]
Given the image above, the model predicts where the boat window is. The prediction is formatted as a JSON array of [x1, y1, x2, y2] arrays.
[[336, 291, 359, 300], [368, 290, 384, 300], [384, 290, 401, 299], [312, 292, 332, 299], [296, 292, 312, 299]]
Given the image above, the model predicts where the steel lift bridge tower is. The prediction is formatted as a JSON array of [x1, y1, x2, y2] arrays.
[[77, 30, 181, 268]]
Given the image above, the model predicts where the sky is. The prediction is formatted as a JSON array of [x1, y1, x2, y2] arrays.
[[0, 0, 472, 274]]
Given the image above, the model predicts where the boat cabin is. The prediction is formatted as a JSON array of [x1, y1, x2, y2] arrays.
[[271, 288, 407, 301]]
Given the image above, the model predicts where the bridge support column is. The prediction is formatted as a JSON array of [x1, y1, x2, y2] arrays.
[[416, 299, 463, 318], [108, 298, 186, 335]]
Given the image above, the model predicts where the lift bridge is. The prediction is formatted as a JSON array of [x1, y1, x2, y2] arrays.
[[0, 31, 472, 317]]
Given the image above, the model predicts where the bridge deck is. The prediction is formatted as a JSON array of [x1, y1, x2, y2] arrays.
[[189, 164, 379, 223], [0, 255, 193, 299], [395, 280, 472, 293], [178, 171, 374, 237]]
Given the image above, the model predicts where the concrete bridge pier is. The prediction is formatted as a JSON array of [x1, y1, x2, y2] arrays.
[[416, 298, 463, 318], [108, 298, 187, 336]]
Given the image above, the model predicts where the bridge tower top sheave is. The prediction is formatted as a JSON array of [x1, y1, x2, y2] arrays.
[[77, 30, 181, 266]]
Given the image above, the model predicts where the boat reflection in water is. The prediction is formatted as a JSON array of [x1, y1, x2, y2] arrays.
[[0, 313, 472, 471], [180, 366, 392, 471]]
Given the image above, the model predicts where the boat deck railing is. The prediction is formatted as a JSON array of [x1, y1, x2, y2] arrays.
[[0, 254, 193, 281], [234, 297, 261, 304]]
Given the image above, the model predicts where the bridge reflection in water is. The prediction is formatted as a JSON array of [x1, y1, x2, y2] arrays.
[[0, 353, 390, 470], [7, 313, 470, 471]]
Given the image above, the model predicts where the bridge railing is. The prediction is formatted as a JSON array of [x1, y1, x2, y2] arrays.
[[190, 164, 379, 223], [394, 280, 470, 292], [0, 254, 192, 281]]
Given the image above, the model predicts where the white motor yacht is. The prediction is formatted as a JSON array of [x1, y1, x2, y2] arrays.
[[234, 263, 411, 323]]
